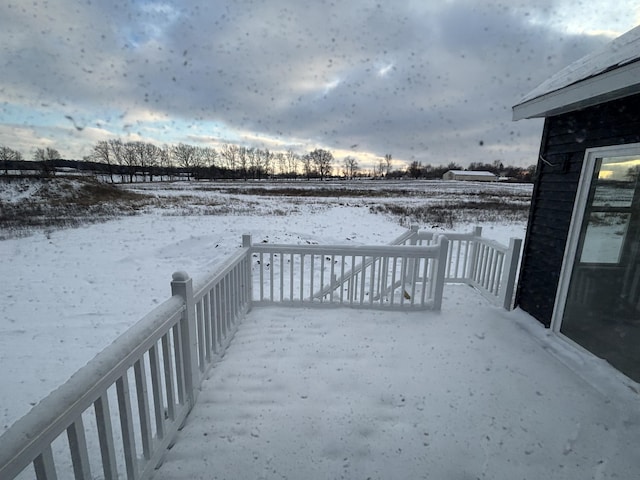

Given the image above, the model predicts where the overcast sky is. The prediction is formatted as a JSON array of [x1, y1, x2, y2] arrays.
[[1, 1, 639, 171]]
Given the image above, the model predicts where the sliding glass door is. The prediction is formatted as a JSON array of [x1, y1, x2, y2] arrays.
[[554, 145, 640, 381]]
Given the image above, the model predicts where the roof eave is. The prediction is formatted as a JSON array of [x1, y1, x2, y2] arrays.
[[512, 60, 640, 121]]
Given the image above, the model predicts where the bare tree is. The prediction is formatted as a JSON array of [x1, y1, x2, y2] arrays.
[[237, 146, 249, 180], [143, 142, 160, 181], [220, 144, 238, 172], [261, 149, 275, 178], [200, 147, 218, 168], [33, 148, 46, 161], [131, 142, 148, 182], [0, 146, 22, 175], [342, 156, 359, 179], [92, 140, 114, 182], [122, 142, 138, 183], [285, 149, 299, 177], [108, 139, 125, 181], [158, 144, 172, 180], [626, 165, 640, 182], [33, 147, 59, 177], [301, 153, 315, 180], [172, 143, 200, 180], [46, 147, 60, 160], [384, 154, 392, 177], [275, 152, 286, 176], [308, 148, 333, 181], [248, 148, 262, 179], [408, 160, 423, 179]]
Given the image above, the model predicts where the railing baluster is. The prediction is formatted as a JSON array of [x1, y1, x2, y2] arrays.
[[369, 256, 376, 305], [209, 289, 218, 352], [485, 248, 495, 289], [204, 292, 212, 363], [196, 300, 205, 372], [134, 358, 153, 461], [149, 344, 165, 440], [320, 254, 325, 303], [172, 324, 186, 406], [270, 252, 274, 302], [259, 252, 264, 301], [299, 254, 305, 302], [280, 253, 284, 302], [289, 253, 294, 301], [390, 256, 398, 305], [161, 334, 176, 421], [216, 283, 225, 344], [67, 417, 91, 480], [226, 269, 233, 324], [359, 255, 366, 305], [339, 255, 345, 304], [116, 373, 138, 480], [330, 254, 336, 302], [94, 393, 118, 480], [33, 445, 57, 480], [309, 254, 315, 301], [410, 254, 418, 305], [421, 258, 429, 306], [492, 253, 504, 294], [349, 255, 356, 304], [400, 256, 407, 306]]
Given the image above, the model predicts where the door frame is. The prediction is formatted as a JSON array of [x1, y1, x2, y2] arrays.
[[551, 142, 640, 334]]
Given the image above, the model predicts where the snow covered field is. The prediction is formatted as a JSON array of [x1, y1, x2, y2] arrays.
[[2, 179, 638, 479]]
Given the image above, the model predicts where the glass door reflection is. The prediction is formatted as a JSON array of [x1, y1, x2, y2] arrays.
[[561, 155, 640, 381]]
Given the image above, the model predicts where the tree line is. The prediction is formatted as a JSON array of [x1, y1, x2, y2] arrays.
[[0, 140, 536, 182]]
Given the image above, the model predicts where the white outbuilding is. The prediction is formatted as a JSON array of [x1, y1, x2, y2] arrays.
[[442, 170, 497, 181]]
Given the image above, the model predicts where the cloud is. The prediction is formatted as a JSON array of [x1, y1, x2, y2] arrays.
[[0, 0, 634, 169]]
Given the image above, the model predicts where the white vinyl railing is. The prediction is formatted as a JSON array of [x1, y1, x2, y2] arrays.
[[393, 226, 522, 310], [0, 248, 252, 480], [250, 236, 449, 311], [0, 227, 520, 480]]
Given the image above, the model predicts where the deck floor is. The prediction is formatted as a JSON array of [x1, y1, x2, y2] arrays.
[[153, 285, 640, 480]]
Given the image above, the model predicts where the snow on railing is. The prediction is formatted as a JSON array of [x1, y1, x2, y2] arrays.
[[249, 236, 449, 311], [394, 225, 522, 310], [0, 247, 252, 480]]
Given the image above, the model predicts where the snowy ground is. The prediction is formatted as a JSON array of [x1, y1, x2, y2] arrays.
[[154, 295, 640, 480], [3, 179, 638, 479]]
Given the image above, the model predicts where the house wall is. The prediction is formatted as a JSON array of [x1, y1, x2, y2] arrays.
[[456, 174, 496, 182], [516, 92, 640, 326]]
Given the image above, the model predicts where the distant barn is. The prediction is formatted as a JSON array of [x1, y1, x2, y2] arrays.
[[442, 170, 497, 181], [513, 25, 640, 382]]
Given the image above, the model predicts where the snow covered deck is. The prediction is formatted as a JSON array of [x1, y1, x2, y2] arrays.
[[153, 285, 640, 480]]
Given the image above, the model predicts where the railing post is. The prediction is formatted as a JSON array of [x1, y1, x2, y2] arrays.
[[171, 271, 199, 409], [405, 225, 420, 288], [467, 226, 483, 281], [499, 238, 522, 310], [242, 235, 253, 310], [409, 224, 419, 245], [432, 235, 449, 311]]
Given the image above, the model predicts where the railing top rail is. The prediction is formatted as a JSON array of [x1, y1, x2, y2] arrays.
[[416, 232, 480, 241], [389, 226, 419, 245], [250, 242, 446, 258], [192, 247, 250, 301], [0, 295, 185, 478]]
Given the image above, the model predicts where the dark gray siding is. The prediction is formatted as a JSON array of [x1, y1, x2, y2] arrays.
[[516, 93, 640, 326]]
